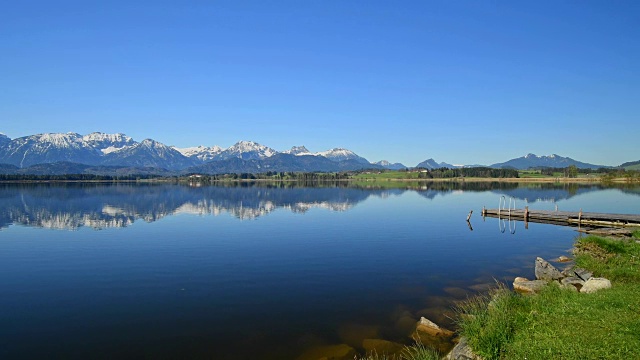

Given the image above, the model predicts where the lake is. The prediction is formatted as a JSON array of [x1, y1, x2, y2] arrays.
[[0, 182, 638, 359]]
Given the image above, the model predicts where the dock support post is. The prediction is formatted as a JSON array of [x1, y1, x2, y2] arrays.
[[524, 206, 529, 229], [579, 208, 582, 225], [467, 210, 473, 222]]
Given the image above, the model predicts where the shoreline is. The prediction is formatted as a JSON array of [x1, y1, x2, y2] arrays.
[[450, 230, 640, 359], [0, 176, 636, 184]]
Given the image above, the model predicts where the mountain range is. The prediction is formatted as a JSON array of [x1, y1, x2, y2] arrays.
[[0, 132, 387, 174], [0, 132, 630, 175], [489, 153, 610, 170]]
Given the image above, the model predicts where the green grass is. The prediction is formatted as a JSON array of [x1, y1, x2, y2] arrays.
[[456, 236, 640, 359], [517, 170, 551, 178]]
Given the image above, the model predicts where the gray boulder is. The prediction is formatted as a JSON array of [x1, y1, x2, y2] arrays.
[[573, 268, 593, 281], [513, 277, 548, 294], [444, 336, 484, 360], [580, 277, 612, 294], [535, 257, 563, 281]]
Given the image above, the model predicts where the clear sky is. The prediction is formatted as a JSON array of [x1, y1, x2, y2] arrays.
[[1, 0, 638, 167]]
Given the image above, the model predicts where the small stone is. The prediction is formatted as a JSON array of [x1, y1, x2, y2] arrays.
[[416, 316, 454, 337], [580, 277, 612, 293], [535, 257, 563, 281], [557, 256, 572, 262], [513, 279, 548, 294], [414, 317, 456, 354], [514, 276, 529, 283]]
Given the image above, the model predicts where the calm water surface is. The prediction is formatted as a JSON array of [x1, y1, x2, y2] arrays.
[[0, 182, 638, 359]]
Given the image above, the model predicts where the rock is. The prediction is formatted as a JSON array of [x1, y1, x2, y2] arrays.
[[362, 339, 404, 356], [557, 255, 572, 262], [561, 276, 585, 291], [535, 257, 563, 281], [444, 336, 484, 360], [514, 277, 529, 283], [416, 317, 455, 337], [580, 277, 612, 294], [513, 278, 548, 294], [295, 344, 356, 360], [561, 265, 575, 277], [573, 268, 593, 281], [413, 316, 456, 354]]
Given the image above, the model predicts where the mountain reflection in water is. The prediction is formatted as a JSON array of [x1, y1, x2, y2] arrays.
[[0, 182, 636, 230]]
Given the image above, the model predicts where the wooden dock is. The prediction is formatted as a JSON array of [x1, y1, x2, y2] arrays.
[[481, 207, 640, 228]]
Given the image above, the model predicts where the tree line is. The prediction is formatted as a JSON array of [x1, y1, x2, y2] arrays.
[[414, 167, 520, 178]]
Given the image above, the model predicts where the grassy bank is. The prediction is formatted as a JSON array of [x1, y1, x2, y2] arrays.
[[456, 231, 640, 359]]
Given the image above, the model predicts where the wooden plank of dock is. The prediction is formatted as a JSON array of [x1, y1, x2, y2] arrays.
[[481, 208, 640, 228]]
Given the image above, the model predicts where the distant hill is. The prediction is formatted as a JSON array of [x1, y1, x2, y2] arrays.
[[415, 158, 455, 169], [373, 160, 407, 170], [491, 153, 609, 170], [620, 160, 640, 170]]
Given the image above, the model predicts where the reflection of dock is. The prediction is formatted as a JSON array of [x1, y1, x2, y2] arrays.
[[481, 207, 640, 228]]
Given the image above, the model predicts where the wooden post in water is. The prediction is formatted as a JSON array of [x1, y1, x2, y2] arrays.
[[524, 206, 529, 229], [579, 208, 583, 226], [467, 210, 473, 222]]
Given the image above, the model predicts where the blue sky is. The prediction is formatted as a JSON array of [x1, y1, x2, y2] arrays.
[[1, 0, 638, 166]]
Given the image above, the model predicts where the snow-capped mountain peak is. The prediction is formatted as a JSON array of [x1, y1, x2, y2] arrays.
[[316, 148, 370, 164], [34, 132, 84, 148], [82, 132, 133, 143], [214, 141, 277, 161], [283, 145, 312, 156], [82, 132, 136, 154], [173, 145, 223, 162]]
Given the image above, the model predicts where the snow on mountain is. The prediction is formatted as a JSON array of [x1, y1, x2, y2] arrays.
[[316, 148, 370, 164], [283, 146, 312, 156], [82, 132, 136, 154], [0, 132, 102, 168], [173, 145, 223, 162], [214, 141, 278, 161], [374, 160, 407, 170]]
